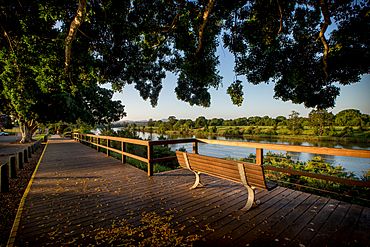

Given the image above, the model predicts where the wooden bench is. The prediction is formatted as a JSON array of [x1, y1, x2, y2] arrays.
[[176, 151, 277, 211]]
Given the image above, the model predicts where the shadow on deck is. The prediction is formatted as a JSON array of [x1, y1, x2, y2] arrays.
[[13, 138, 370, 246]]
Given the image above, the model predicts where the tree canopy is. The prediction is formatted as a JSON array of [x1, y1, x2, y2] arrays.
[[1, 0, 369, 142], [64, 0, 367, 109]]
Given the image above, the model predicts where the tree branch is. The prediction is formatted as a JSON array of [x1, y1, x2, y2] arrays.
[[65, 0, 87, 73], [196, 0, 216, 56], [276, 0, 283, 35], [1, 26, 14, 52], [318, 0, 331, 79], [1, 25, 21, 81], [161, 13, 181, 33]]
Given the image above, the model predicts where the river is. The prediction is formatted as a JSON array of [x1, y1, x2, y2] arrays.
[[98, 129, 370, 178]]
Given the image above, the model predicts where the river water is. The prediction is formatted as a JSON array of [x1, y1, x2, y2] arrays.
[[135, 132, 370, 178]]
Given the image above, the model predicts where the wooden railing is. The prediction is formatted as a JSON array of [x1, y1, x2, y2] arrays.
[[73, 133, 197, 176], [73, 133, 370, 187]]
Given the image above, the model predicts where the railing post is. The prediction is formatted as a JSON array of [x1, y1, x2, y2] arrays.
[[256, 148, 263, 166], [97, 138, 100, 152], [193, 140, 198, 154], [17, 151, 24, 169], [24, 149, 28, 163], [0, 162, 9, 192], [27, 146, 32, 158], [121, 141, 126, 164], [9, 156, 17, 179], [106, 139, 110, 156], [147, 143, 153, 176]]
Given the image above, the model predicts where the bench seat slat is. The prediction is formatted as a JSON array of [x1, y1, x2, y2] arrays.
[[178, 153, 242, 181], [189, 155, 265, 177], [242, 166, 265, 176], [190, 155, 241, 170], [246, 178, 267, 189], [190, 164, 241, 182], [243, 172, 265, 183], [188, 159, 241, 176], [187, 154, 241, 166], [189, 165, 267, 189]]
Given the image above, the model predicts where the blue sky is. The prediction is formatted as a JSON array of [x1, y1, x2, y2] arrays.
[[110, 47, 370, 121]]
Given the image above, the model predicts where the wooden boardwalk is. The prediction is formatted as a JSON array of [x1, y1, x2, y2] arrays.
[[13, 137, 370, 246]]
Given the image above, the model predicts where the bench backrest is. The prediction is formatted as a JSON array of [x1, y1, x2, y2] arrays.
[[176, 151, 269, 190]]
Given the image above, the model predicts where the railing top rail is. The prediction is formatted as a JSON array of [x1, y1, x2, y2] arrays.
[[73, 133, 149, 146], [149, 138, 197, 146], [197, 138, 370, 159]]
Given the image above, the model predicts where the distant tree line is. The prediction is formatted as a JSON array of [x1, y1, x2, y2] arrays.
[[140, 109, 370, 138]]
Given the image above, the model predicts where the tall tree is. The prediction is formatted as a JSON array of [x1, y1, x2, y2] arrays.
[[195, 116, 208, 128], [0, 1, 125, 142], [335, 109, 363, 126], [287, 111, 303, 135], [309, 109, 334, 136]]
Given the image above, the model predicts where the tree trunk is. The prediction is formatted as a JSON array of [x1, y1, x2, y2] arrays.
[[19, 120, 38, 143]]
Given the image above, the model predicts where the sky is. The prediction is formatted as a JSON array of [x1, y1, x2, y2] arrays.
[[109, 46, 370, 121]]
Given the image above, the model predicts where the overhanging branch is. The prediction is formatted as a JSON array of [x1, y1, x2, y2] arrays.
[[318, 0, 331, 79], [196, 0, 216, 56], [65, 0, 87, 73], [276, 0, 283, 35]]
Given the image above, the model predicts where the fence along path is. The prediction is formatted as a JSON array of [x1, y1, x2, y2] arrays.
[[13, 136, 370, 246]]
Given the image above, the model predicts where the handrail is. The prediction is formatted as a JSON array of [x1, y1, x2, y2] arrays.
[[82, 133, 149, 146], [197, 139, 370, 158], [73, 133, 370, 188], [149, 139, 197, 146]]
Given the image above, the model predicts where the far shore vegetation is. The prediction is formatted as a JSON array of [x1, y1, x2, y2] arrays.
[[110, 109, 370, 143]]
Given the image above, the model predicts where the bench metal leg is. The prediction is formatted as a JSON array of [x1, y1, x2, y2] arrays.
[[183, 153, 204, 189], [241, 185, 259, 211], [190, 171, 204, 189], [238, 163, 259, 211]]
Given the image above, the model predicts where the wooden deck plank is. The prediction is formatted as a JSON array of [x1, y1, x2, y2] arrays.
[[326, 203, 363, 246], [13, 137, 370, 246], [235, 191, 311, 245], [184, 188, 273, 238], [292, 198, 340, 246], [204, 187, 292, 244], [308, 201, 351, 246], [349, 206, 370, 246], [272, 194, 328, 245]]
